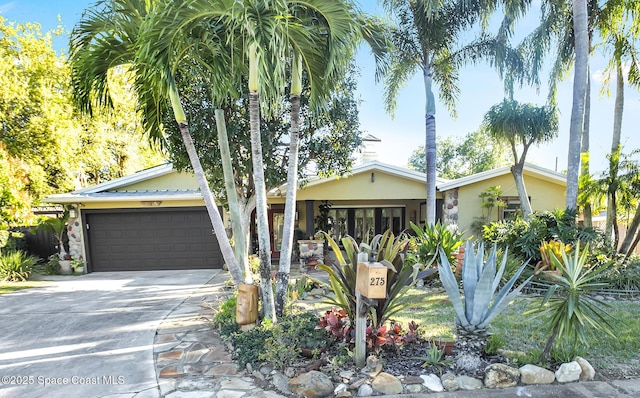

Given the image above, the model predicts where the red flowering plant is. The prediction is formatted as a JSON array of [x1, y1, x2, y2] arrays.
[[383, 321, 421, 353], [317, 308, 353, 343]]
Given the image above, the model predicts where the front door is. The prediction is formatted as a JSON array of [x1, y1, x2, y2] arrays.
[[268, 209, 285, 258]]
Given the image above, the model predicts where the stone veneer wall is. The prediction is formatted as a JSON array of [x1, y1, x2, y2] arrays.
[[66, 215, 83, 261], [298, 240, 324, 272], [442, 188, 459, 227]]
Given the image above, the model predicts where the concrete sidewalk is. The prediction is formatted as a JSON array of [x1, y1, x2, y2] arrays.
[[0, 270, 216, 398]]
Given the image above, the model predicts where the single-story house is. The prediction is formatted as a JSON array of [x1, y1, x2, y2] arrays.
[[45, 161, 566, 273]]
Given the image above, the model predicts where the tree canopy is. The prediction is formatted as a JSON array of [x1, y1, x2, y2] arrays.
[[408, 130, 510, 179], [0, 17, 164, 226]]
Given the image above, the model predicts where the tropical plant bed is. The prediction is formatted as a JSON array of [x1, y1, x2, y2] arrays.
[[217, 289, 640, 398]]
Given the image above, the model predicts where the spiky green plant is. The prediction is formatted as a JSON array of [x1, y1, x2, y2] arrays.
[[438, 240, 532, 357], [0, 250, 38, 282], [408, 221, 464, 269], [525, 242, 617, 362], [315, 230, 436, 328]]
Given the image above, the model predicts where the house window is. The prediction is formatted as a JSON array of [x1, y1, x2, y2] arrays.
[[381, 208, 403, 236], [354, 209, 375, 242], [499, 196, 529, 220], [326, 207, 404, 243], [327, 209, 348, 242]]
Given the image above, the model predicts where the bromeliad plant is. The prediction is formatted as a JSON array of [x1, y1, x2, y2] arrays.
[[525, 242, 617, 362], [438, 240, 532, 358], [315, 230, 436, 329]]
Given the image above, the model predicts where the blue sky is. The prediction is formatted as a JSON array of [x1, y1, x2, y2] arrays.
[[2, 0, 639, 174]]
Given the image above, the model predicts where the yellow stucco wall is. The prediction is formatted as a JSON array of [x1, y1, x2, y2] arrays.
[[454, 171, 566, 236], [294, 171, 429, 201], [119, 172, 199, 191]]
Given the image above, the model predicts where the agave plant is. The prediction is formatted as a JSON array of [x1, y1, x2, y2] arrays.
[[438, 240, 532, 359], [315, 230, 436, 329]]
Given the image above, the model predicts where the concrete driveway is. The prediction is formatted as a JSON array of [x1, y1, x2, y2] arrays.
[[0, 270, 218, 398]]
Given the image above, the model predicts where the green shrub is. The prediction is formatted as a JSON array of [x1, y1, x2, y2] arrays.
[[0, 250, 38, 281], [213, 296, 237, 328], [483, 209, 601, 262], [598, 256, 640, 292], [260, 312, 329, 368], [232, 324, 274, 369]]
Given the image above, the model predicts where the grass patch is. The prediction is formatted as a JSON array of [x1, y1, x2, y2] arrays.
[[0, 281, 48, 295]]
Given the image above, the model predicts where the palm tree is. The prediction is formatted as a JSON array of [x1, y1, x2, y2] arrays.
[[138, 0, 368, 320], [275, 5, 388, 317], [566, 0, 589, 211], [68, 0, 245, 285], [381, 0, 527, 226], [483, 99, 558, 217], [515, 0, 638, 221]]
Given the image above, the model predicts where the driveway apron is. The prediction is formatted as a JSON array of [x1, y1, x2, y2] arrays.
[[0, 270, 217, 398]]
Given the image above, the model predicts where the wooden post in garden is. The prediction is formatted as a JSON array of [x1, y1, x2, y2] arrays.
[[354, 252, 387, 368]]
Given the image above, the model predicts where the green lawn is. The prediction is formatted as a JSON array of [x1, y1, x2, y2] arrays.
[[0, 281, 48, 295]]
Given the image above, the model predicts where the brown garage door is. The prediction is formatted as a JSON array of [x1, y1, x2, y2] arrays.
[[85, 208, 223, 272]]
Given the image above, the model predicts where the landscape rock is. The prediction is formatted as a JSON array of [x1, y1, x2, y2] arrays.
[[457, 375, 483, 390], [288, 371, 334, 398], [406, 383, 423, 393], [271, 371, 292, 395], [576, 356, 596, 380], [357, 383, 373, 397], [555, 361, 582, 383], [371, 372, 403, 395], [334, 383, 348, 395], [404, 375, 424, 384], [484, 363, 520, 388], [519, 364, 555, 385], [441, 372, 459, 391], [456, 353, 483, 372], [349, 378, 366, 390], [420, 374, 444, 392]]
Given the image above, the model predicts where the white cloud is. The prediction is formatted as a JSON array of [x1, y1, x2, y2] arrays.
[[0, 2, 16, 14], [593, 61, 633, 85]]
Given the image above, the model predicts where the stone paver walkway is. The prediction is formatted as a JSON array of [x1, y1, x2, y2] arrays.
[[153, 270, 286, 398]]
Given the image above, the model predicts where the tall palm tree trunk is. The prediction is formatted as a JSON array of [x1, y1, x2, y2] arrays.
[[215, 108, 251, 283], [168, 83, 243, 286], [248, 46, 276, 322], [566, 0, 589, 210], [424, 65, 437, 226], [276, 56, 302, 317], [605, 61, 624, 245], [581, 67, 592, 227]]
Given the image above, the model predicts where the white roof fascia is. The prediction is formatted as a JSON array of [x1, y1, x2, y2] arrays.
[[44, 191, 203, 204], [74, 163, 175, 194], [437, 163, 566, 191]]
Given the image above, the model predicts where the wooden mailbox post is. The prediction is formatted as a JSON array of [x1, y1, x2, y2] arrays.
[[355, 256, 388, 367]]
